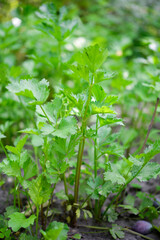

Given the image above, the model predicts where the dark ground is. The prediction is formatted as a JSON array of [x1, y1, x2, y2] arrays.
[[1, 152, 160, 240], [1, 178, 160, 240]]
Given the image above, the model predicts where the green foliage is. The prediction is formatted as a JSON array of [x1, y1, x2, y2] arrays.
[[1, 1, 160, 239], [7, 79, 49, 105], [109, 224, 125, 239], [8, 212, 36, 232], [41, 221, 69, 240], [74, 44, 108, 73], [6, 135, 28, 156], [52, 116, 77, 138], [28, 175, 52, 207]]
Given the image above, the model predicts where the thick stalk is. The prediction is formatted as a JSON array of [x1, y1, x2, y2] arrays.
[[94, 115, 98, 177], [73, 136, 85, 205], [41, 204, 44, 230], [36, 206, 39, 237], [73, 85, 92, 224], [94, 115, 99, 217], [44, 184, 56, 229], [63, 173, 69, 197], [140, 97, 159, 153]]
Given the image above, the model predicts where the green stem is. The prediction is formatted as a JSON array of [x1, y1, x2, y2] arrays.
[[78, 225, 154, 240], [40, 105, 53, 127], [45, 184, 56, 229], [14, 178, 16, 208], [140, 97, 159, 153], [36, 206, 39, 237], [80, 194, 92, 209], [94, 115, 99, 217], [73, 85, 93, 225], [94, 115, 98, 178], [17, 185, 21, 211], [123, 228, 154, 240], [63, 173, 69, 197], [34, 147, 39, 174], [0, 140, 10, 160], [58, 41, 62, 73], [74, 86, 92, 203], [41, 204, 44, 230]]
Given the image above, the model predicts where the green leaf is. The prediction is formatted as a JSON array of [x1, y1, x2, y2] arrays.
[[105, 95, 118, 105], [0, 159, 21, 179], [70, 64, 89, 82], [4, 229, 11, 238], [139, 206, 158, 221], [104, 171, 126, 185], [143, 82, 160, 92], [91, 105, 115, 114], [143, 140, 160, 162], [76, 209, 80, 219], [28, 175, 52, 207], [23, 159, 38, 180], [72, 233, 81, 239], [119, 204, 139, 215], [19, 128, 39, 135], [136, 162, 160, 181], [86, 177, 103, 199], [19, 233, 38, 240], [6, 135, 28, 156], [16, 135, 28, 153], [5, 146, 19, 155], [40, 124, 54, 135], [0, 233, 4, 238], [120, 128, 138, 146], [55, 190, 68, 200], [109, 224, 125, 239], [94, 70, 116, 83], [7, 79, 49, 105], [107, 207, 118, 223], [41, 221, 69, 240], [52, 116, 77, 138], [5, 206, 19, 218], [99, 182, 119, 197], [31, 135, 44, 147], [8, 213, 36, 232], [36, 98, 62, 123], [124, 194, 135, 207], [99, 116, 124, 126], [75, 44, 108, 73], [92, 84, 106, 102], [136, 192, 153, 211]]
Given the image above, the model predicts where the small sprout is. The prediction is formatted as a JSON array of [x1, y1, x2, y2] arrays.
[[132, 220, 152, 235]]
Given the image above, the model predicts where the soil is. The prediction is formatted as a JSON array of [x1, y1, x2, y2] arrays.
[[0, 177, 160, 240], [1, 155, 160, 239]]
